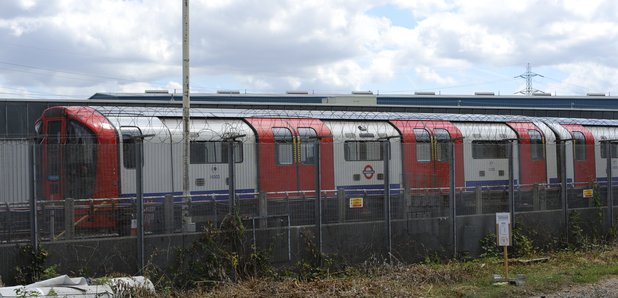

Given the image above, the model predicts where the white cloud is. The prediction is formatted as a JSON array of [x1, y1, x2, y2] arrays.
[[1, 0, 618, 97]]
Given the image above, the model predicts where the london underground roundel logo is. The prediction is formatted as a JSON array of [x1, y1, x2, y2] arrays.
[[363, 165, 375, 179]]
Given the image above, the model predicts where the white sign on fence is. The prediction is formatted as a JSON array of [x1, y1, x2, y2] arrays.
[[496, 212, 511, 247]]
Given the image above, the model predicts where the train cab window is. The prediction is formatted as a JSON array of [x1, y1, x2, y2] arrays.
[[121, 127, 143, 169], [573, 131, 586, 161], [273, 127, 294, 165], [414, 129, 430, 162], [529, 129, 544, 160], [190, 141, 243, 164], [434, 129, 451, 161], [298, 127, 317, 164], [65, 121, 97, 199], [472, 140, 508, 159], [344, 141, 384, 161]]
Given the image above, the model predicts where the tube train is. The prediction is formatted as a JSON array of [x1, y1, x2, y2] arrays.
[[34, 105, 618, 228]]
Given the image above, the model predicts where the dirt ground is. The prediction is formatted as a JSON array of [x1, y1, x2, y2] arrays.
[[534, 276, 618, 298]]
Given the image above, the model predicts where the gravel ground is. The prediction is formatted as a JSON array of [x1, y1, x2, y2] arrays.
[[534, 276, 618, 298]]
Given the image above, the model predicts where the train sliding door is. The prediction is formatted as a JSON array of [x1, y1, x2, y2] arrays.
[[41, 117, 65, 200], [506, 122, 547, 186], [390, 120, 464, 190], [244, 118, 334, 194]]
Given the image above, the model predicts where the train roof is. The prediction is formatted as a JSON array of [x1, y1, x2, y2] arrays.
[[75, 105, 615, 126]]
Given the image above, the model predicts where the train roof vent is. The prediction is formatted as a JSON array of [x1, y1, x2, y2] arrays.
[[217, 90, 241, 94], [414, 91, 436, 95], [474, 92, 495, 96], [586, 92, 606, 96], [351, 91, 373, 95], [286, 90, 309, 95], [533, 92, 552, 96], [144, 90, 169, 94]]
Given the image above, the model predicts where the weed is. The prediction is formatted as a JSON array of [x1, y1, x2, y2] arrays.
[[14, 245, 56, 285], [480, 224, 536, 258]]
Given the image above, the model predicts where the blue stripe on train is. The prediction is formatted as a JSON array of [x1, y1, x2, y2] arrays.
[[120, 188, 256, 202], [336, 184, 401, 196]]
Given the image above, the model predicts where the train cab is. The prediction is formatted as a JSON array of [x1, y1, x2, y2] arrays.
[[36, 106, 120, 229], [36, 106, 119, 201]]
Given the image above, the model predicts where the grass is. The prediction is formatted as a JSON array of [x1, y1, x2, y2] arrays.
[[177, 246, 618, 297]]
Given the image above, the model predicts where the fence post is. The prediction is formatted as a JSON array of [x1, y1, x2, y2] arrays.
[[29, 140, 38, 250], [560, 141, 569, 243], [259, 192, 267, 229], [337, 189, 346, 222], [64, 198, 74, 240], [475, 186, 483, 214], [508, 140, 515, 221], [227, 138, 236, 214], [449, 141, 457, 258], [382, 140, 392, 264], [605, 141, 614, 229], [135, 137, 145, 273], [164, 194, 174, 234], [314, 138, 322, 258], [533, 184, 540, 211]]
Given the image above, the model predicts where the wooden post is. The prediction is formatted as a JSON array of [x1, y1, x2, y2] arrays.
[[504, 246, 509, 281]]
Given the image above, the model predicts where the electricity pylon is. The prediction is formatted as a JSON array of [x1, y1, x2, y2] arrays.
[[515, 63, 545, 95]]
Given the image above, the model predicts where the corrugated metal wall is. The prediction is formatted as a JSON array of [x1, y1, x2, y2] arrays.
[[0, 140, 31, 203]]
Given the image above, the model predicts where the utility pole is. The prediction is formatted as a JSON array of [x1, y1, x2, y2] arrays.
[[515, 63, 545, 95], [182, 0, 194, 232]]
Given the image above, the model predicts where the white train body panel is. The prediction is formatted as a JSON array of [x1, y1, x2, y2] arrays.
[[161, 118, 257, 196], [0, 140, 31, 203], [454, 123, 518, 187], [106, 115, 173, 197], [323, 120, 401, 190]]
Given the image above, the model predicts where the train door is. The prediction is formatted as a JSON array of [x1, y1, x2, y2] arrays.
[[506, 122, 547, 186], [40, 117, 65, 200], [244, 118, 333, 194], [561, 124, 596, 184], [390, 120, 464, 190]]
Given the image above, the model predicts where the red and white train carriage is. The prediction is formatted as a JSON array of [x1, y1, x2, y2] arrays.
[[33, 105, 618, 229]]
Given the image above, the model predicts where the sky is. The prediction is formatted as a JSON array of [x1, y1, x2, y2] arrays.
[[1, 0, 618, 99]]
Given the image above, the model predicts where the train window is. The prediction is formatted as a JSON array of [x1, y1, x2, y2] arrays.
[[434, 129, 451, 161], [529, 129, 544, 160], [414, 129, 430, 162], [599, 139, 618, 159], [121, 127, 143, 169], [573, 131, 586, 161], [344, 141, 384, 161], [273, 127, 293, 165], [190, 141, 243, 164], [472, 140, 508, 159], [298, 127, 317, 164], [65, 121, 97, 199]]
